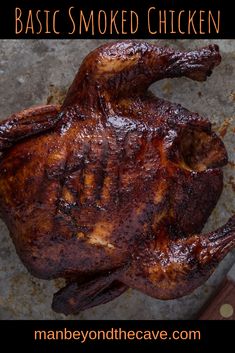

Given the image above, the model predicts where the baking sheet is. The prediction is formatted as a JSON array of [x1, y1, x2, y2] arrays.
[[0, 39, 234, 319]]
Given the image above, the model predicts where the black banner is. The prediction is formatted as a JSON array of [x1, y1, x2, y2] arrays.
[[0, 320, 233, 352], [0, 0, 234, 39]]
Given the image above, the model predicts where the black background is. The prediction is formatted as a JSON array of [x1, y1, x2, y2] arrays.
[[0, 0, 234, 38], [0, 320, 233, 352]]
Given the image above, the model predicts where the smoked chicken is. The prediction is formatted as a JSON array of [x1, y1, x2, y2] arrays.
[[0, 41, 234, 315]]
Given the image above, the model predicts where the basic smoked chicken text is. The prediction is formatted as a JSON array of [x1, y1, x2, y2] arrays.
[[14, 7, 220, 36]]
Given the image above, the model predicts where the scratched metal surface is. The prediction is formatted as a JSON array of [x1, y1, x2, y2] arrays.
[[0, 39, 234, 320]]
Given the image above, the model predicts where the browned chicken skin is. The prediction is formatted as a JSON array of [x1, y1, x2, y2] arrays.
[[0, 41, 234, 315]]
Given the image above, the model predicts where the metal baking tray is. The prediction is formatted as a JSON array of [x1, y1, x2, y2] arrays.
[[0, 39, 234, 319]]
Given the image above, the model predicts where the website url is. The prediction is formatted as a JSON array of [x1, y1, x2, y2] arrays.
[[34, 328, 201, 343]]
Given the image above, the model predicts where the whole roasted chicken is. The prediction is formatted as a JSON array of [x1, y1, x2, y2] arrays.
[[0, 41, 234, 315]]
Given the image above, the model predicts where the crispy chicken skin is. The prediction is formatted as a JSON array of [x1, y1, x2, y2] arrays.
[[0, 41, 234, 315]]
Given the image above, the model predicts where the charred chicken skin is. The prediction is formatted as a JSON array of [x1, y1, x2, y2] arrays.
[[0, 41, 234, 315]]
